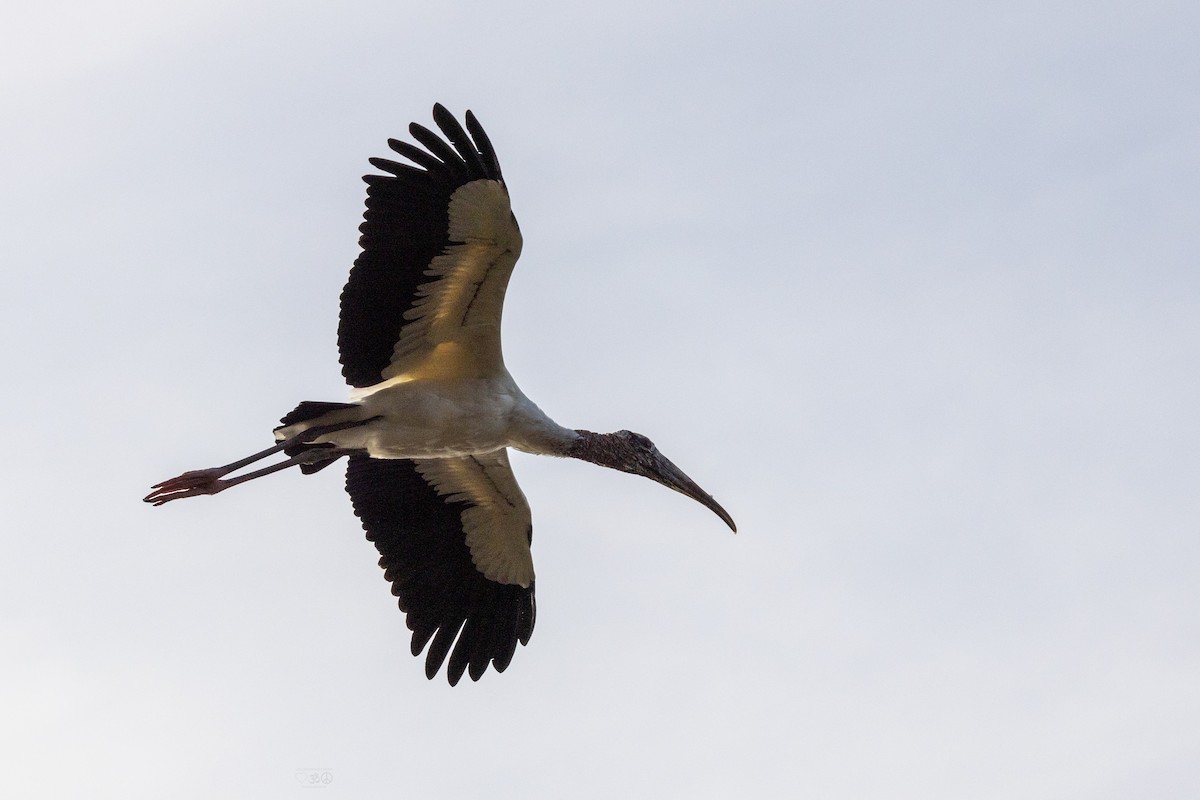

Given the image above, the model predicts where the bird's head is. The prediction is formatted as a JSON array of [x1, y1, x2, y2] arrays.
[[573, 429, 736, 532]]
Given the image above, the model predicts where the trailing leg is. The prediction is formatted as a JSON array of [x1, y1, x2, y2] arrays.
[[143, 417, 373, 506]]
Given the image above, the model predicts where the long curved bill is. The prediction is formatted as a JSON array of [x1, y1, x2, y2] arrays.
[[651, 453, 737, 533]]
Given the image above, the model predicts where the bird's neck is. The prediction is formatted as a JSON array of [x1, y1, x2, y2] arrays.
[[505, 400, 583, 457], [566, 430, 623, 469]]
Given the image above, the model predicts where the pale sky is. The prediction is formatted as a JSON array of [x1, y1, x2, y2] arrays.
[[3, 1, 1198, 797]]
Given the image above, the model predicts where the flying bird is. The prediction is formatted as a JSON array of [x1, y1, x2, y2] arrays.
[[145, 104, 736, 685]]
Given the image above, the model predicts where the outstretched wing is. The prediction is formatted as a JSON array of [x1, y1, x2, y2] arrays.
[[339, 103, 523, 389], [344, 450, 537, 685]]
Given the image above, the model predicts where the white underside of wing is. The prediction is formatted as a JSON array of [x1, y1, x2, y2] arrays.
[[413, 450, 534, 587], [384, 179, 523, 382]]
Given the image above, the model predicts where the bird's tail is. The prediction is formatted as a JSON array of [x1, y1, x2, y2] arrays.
[[275, 401, 359, 474]]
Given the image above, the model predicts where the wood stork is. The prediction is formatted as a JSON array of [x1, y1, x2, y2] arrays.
[[144, 104, 736, 685]]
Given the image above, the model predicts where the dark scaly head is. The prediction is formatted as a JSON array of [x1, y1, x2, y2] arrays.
[[569, 430, 736, 532]]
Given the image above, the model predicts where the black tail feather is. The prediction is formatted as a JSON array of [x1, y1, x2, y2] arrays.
[[277, 401, 360, 474], [278, 401, 358, 428]]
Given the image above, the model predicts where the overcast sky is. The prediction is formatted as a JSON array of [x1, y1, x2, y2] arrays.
[[3, 1, 1198, 797]]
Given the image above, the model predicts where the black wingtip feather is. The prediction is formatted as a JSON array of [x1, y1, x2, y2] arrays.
[[407, 122, 466, 178], [448, 616, 483, 685], [410, 621, 435, 657], [368, 156, 421, 177], [519, 596, 536, 646], [432, 103, 488, 177], [425, 617, 463, 681], [385, 138, 444, 173], [464, 110, 502, 180]]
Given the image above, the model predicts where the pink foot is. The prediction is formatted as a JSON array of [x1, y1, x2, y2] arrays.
[[143, 468, 229, 506]]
